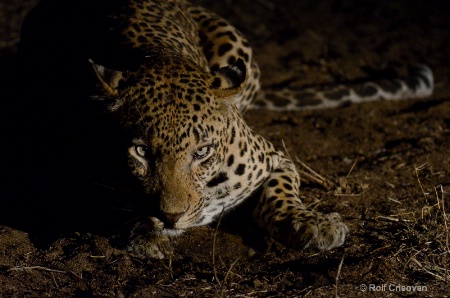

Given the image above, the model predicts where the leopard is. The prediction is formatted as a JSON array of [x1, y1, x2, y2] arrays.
[[17, 0, 433, 259]]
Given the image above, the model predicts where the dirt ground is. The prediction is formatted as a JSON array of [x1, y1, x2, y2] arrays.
[[1, 0, 449, 297]]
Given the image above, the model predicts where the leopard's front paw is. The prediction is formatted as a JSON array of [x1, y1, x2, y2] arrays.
[[127, 232, 172, 259], [126, 217, 173, 259], [271, 211, 349, 251]]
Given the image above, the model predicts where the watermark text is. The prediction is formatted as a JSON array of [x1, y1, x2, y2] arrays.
[[359, 283, 427, 292]]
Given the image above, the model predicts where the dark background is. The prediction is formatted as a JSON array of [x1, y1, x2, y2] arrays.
[[1, 0, 449, 296]]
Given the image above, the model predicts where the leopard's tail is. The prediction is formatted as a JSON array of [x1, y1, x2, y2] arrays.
[[251, 65, 433, 111]]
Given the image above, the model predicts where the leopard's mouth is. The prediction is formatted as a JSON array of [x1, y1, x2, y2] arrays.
[[158, 210, 202, 231]]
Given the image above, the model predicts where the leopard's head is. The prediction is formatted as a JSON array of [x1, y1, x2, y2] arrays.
[[91, 55, 247, 231]]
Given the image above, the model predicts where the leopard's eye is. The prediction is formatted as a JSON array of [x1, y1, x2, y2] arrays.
[[194, 145, 211, 159], [135, 146, 148, 157]]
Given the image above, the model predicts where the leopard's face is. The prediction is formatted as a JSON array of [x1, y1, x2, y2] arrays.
[[91, 55, 247, 231], [126, 88, 231, 231]]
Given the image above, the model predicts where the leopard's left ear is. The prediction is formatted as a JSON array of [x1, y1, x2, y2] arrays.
[[208, 58, 247, 98], [90, 59, 126, 97]]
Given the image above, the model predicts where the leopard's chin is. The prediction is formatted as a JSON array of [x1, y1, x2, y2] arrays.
[[161, 228, 185, 237]]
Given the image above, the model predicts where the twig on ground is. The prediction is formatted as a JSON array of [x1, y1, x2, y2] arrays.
[[334, 255, 345, 298], [8, 266, 66, 274], [281, 139, 335, 190], [346, 158, 358, 178], [435, 185, 449, 282], [220, 257, 241, 296], [414, 162, 429, 197], [212, 208, 225, 286], [294, 156, 335, 190]]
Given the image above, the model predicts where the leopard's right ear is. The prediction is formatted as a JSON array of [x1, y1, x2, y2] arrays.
[[89, 59, 125, 97]]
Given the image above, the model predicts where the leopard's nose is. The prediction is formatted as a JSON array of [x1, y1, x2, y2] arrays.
[[161, 211, 185, 227], [160, 201, 190, 228]]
